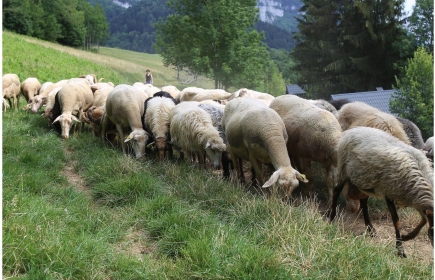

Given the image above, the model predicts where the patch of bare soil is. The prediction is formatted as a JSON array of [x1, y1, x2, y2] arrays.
[[115, 228, 158, 260], [61, 159, 90, 195]]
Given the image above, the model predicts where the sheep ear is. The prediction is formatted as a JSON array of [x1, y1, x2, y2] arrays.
[[295, 170, 309, 183], [52, 116, 61, 124], [262, 170, 280, 188], [125, 133, 134, 143], [72, 115, 80, 123]]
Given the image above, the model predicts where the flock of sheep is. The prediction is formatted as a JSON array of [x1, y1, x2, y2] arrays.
[[3, 72, 434, 258]]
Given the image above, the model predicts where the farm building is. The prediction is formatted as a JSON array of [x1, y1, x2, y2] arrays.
[[330, 87, 397, 115]]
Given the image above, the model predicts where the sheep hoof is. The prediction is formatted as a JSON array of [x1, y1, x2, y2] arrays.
[[397, 250, 407, 258]]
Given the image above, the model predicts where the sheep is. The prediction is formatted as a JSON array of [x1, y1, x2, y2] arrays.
[[222, 98, 308, 199], [169, 102, 227, 169], [52, 80, 94, 139], [2, 73, 21, 110], [307, 99, 338, 118], [3, 98, 10, 111], [38, 81, 53, 96], [83, 85, 115, 136], [142, 94, 177, 161], [198, 99, 226, 110], [178, 87, 233, 102], [79, 73, 103, 85], [143, 84, 161, 97], [160, 85, 180, 100], [396, 117, 425, 149], [270, 95, 341, 204], [21, 77, 41, 104], [329, 98, 352, 110], [198, 103, 232, 178], [43, 86, 64, 127], [424, 136, 434, 160], [337, 101, 411, 145], [101, 85, 149, 159], [231, 88, 275, 101], [329, 126, 433, 257], [30, 79, 68, 113]]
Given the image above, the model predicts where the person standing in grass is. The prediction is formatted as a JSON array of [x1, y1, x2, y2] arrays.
[[145, 69, 153, 85]]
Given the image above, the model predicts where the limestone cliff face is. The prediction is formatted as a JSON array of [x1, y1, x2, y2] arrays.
[[257, 0, 284, 23]]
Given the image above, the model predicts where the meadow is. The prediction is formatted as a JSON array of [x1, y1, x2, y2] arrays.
[[2, 30, 433, 279]]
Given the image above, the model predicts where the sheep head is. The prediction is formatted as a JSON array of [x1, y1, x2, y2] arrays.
[[53, 114, 80, 139], [30, 96, 46, 113], [262, 166, 308, 198], [205, 140, 227, 169], [124, 130, 149, 159]]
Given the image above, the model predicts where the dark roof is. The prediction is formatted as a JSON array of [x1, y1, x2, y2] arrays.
[[286, 84, 306, 95], [330, 88, 396, 114]]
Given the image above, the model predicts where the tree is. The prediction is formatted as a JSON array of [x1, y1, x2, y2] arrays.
[[390, 47, 433, 139], [408, 0, 434, 54], [155, 0, 268, 89], [292, 0, 407, 99]]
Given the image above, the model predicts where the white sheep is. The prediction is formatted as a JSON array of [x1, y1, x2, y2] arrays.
[[307, 99, 338, 118], [101, 85, 149, 159], [169, 102, 227, 169], [329, 126, 433, 257], [143, 84, 161, 97], [222, 98, 308, 199], [30, 79, 68, 113], [43, 86, 64, 126], [143, 96, 177, 161], [2, 73, 21, 110], [52, 80, 94, 139], [178, 87, 233, 102], [424, 136, 434, 159], [21, 77, 41, 104], [270, 95, 341, 204], [160, 85, 180, 100], [337, 101, 411, 145], [38, 81, 53, 96]]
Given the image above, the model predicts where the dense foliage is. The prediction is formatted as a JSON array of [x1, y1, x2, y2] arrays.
[[291, 0, 410, 99], [390, 47, 434, 140], [2, 0, 109, 49], [155, 0, 269, 90], [408, 0, 434, 54]]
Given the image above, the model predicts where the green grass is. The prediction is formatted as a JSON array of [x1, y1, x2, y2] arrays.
[[3, 31, 433, 279]]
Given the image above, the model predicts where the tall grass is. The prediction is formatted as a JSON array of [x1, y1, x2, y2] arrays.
[[3, 31, 433, 279]]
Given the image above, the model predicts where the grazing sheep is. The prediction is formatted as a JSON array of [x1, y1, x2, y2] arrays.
[[143, 84, 161, 97], [198, 103, 232, 178], [84, 85, 115, 136], [337, 101, 411, 145], [52, 80, 94, 139], [142, 94, 177, 161], [38, 81, 53, 96], [270, 95, 341, 204], [79, 73, 103, 85], [396, 117, 425, 149], [169, 102, 227, 169], [329, 126, 433, 257], [43, 86, 64, 127], [329, 98, 352, 110], [30, 79, 68, 113], [101, 85, 149, 159], [178, 87, 233, 102], [21, 77, 41, 104], [231, 88, 275, 101], [161, 85, 180, 100], [2, 73, 21, 110], [222, 98, 308, 198]]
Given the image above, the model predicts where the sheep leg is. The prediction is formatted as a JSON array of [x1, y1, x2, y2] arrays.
[[329, 181, 345, 221], [323, 163, 333, 206], [386, 198, 407, 258], [221, 151, 231, 180], [401, 209, 427, 242], [116, 124, 126, 154], [302, 158, 313, 197], [360, 196, 377, 237], [249, 156, 263, 187]]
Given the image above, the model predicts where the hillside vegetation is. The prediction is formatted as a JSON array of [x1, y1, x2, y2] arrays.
[[2, 31, 433, 279]]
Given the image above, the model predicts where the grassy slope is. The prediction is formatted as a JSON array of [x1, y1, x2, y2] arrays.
[[2, 31, 433, 279]]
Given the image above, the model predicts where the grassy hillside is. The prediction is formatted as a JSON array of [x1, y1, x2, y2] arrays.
[[2, 31, 433, 279]]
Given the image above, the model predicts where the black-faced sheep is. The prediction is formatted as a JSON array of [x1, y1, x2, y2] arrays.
[[21, 77, 41, 104], [142, 93, 177, 161], [52, 79, 94, 139], [329, 126, 434, 257], [2, 73, 21, 111], [101, 85, 149, 159], [222, 98, 308, 199], [270, 95, 341, 204], [337, 101, 411, 145], [169, 102, 227, 169]]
